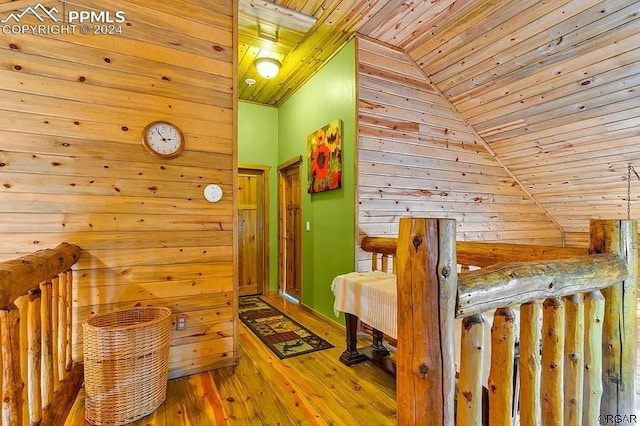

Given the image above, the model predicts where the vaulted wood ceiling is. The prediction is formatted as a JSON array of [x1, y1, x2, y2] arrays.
[[238, 0, 640, 239]]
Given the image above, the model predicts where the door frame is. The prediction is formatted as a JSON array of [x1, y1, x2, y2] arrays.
[[238, 164, 270, 295], [277, 155, 303, 298]]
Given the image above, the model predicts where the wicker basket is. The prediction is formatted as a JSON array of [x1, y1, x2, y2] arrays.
[[82, 307, 172, 425]]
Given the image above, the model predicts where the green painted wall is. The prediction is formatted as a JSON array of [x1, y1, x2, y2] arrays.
[[237, 101, 279, 290], [278, 40, 356, 319], [237, 40, 356, 320]]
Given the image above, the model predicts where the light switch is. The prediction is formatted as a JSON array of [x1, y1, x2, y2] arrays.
[[306, 221, 310, 232]]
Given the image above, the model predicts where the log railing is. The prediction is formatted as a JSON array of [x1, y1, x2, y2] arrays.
[[0, 243, 83, 426], [363, 218, 637, 425]]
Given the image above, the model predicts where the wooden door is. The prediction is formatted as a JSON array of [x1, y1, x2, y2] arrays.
[[238, 167, 268, 296], [279, 158, 302, 301]]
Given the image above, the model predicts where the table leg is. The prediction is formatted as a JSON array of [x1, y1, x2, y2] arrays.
[[371, 328, 390, 356], [339, 313, 368, 366]]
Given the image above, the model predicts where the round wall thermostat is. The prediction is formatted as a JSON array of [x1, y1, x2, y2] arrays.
[[204, 184, 223, 202]]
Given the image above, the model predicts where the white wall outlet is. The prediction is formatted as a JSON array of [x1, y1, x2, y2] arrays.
[[176, 314, 187, 330]]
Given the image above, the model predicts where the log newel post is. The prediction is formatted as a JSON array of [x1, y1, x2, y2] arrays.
[[589, 219, 637, 416], [396, 218, 457, 425]]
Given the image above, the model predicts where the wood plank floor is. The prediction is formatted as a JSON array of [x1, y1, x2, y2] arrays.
[[65, 295, 397, 425]]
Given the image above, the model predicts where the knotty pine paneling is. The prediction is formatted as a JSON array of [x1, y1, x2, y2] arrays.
[[356, 37, 561, 270], [0, 0, 236, 378], [405, 0, 640, 238]]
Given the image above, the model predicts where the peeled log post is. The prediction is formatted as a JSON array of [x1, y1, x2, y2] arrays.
[[563, 294, 584, 426], [457, 314, 484, 426], [57, 272, 67, 381], [519, 301, 542, 426], [27, 289, 42, 426], [39, 280, 53, 410], [488, 307, 516, 426], [396, 218, 457, 425], [589, 219, 637, 416], [1, 303, 24, 426], [542, 297, 565, 426], [65, 270, 73, 371], [583, 291, 604, 426]]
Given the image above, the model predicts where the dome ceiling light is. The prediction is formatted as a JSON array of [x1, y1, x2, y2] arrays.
[[254, 57, 282, 79]]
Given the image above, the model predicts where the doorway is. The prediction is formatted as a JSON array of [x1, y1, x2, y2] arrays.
[[238, 166, 269, 296], [278, 156, 302, 301]]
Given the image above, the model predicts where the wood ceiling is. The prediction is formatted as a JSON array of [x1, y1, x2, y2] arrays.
[[238, 0, 640, 238]]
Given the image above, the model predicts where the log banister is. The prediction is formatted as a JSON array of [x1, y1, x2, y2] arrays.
[[456, 253, 627, 317], [361, 236, 589, 268], [0, 243, 83, 426], [392, 218, 637, 424], [0, 243, 81, 310]]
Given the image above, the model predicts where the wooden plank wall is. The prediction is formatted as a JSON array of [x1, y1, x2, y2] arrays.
[[0, 0, 236, 378], [404, 0, 640, 247], [356, 36, 562, 270]]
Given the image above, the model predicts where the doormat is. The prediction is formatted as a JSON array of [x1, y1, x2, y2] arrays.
[[238, 296, 334, 359]]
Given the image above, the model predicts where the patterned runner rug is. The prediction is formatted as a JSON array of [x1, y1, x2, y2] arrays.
[[238, 296, 334, 359]]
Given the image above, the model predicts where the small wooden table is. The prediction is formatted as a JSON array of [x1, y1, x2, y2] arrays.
[[331, 271, 516, 384]]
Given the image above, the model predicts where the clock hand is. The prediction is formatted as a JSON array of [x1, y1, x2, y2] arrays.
[[155, 128, 171, 142]]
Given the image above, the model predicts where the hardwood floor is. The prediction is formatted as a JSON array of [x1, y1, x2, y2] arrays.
[[65, 295, 397, 425]]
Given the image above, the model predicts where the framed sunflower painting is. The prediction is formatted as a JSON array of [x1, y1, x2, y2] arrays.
[[307, 119, 342, 194]]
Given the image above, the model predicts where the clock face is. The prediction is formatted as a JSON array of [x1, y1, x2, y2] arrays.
[[142, 121, 184, 159]]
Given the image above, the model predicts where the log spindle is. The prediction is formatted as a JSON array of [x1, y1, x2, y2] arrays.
[[541, 297, 565, 426], [396, 218, 457, 425], [381, 254, 389, 273], [65, 270, 73, 371], [1, 303, 24, 426], [27, 288, 42, 426], [40, 280, 53, 410], [488, 307, 516, 426], [457, 314, 484, 426], [563, 294, 584, 426], [519, 300, 542, 426], [51, 276, 59, 388], [583, 291, 604, 426], [57, 272, 67, 381]]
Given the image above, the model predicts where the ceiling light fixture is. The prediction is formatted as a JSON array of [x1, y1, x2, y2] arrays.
[[254, 57, 281, 79]]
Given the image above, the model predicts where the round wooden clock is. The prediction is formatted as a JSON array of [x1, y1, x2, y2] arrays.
[[142, 121, 185, 159]]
